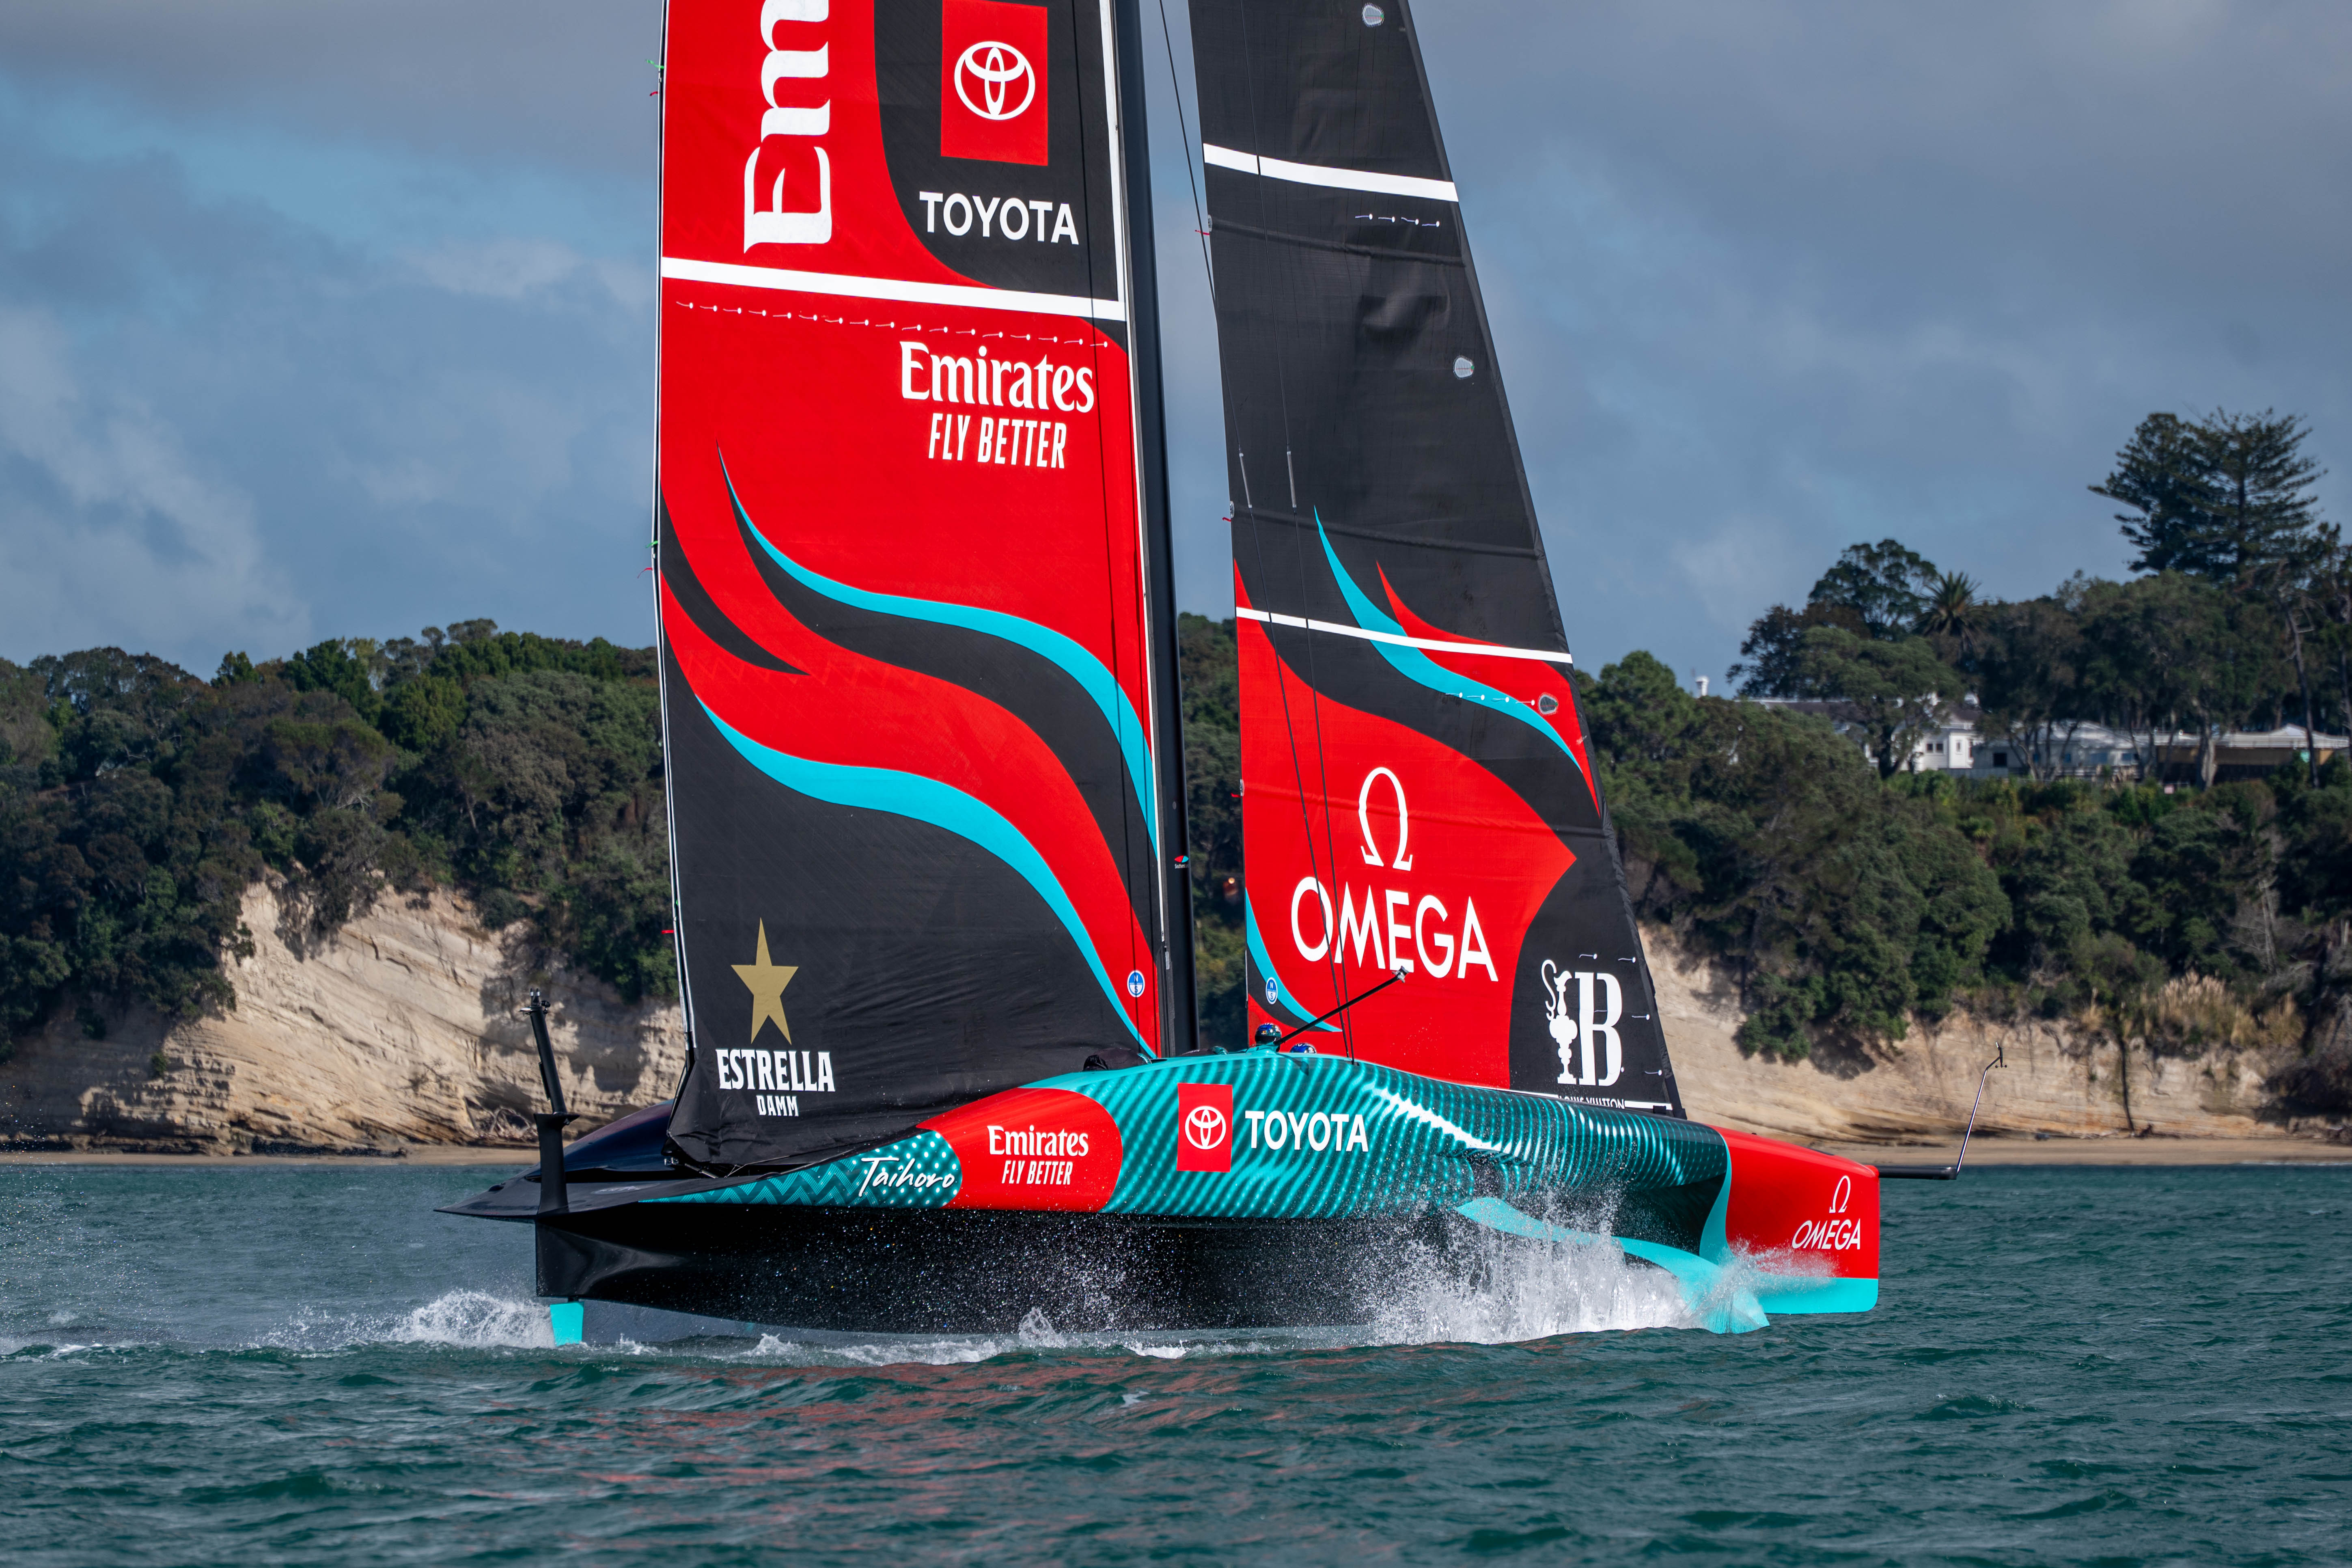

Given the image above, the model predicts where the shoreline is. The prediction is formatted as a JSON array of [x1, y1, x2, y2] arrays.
[[0, 1145, 532, 1167], [5, 1134, 2347, 1170], [1813, 1134, 2352, 1167]]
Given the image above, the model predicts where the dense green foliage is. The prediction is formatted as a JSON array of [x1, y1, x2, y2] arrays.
[[1584, 653, 2351, 1092], [0, 624, 672, 1048], [7, 403, 2346, 1115], [1173, 627, 2352, 1106], [1178, 613, 1247, 1050], [1734, 411, 2350, 798]]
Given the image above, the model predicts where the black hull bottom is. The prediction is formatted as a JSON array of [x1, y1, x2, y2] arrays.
[[536, 1205, 1496, 1334]]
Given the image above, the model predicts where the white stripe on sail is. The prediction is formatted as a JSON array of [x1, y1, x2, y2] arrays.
[[1238, 606, 1571, 665], [1201, 143, 1459, 204], [660, 257, 1125, 322]]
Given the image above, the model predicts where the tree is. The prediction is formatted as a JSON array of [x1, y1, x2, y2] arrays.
[[2095, 412, 2225, 578], [1794, 628, 1957, 779], [2096, 409, 2326, 586], [1808, 539, 1940, 639], [1913, 569, 1984, 660], [1729, 539, 1936, 697], [2193, 410, 2330, 779], [1729, 601, 1868, 698], [2316, 525, 2352, 741], [2199, 409, 2327, 582], [1975, 595, 2090, 781]]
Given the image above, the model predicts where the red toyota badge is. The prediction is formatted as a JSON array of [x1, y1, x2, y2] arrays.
[[1176, 1082, 1233, 1173], [940, 0, 1049, 166]]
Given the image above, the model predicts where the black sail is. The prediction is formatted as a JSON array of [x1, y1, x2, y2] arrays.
[[1188, 0, 1682, 1114]]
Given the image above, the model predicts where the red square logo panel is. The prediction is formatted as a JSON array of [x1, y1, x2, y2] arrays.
[[940, 0, 1048, 165], [1175, 1083, 1233, 1173]]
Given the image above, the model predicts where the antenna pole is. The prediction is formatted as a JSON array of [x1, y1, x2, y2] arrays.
[[1876, 1045, 2005, 1180], [524, 989, 579, 1214]]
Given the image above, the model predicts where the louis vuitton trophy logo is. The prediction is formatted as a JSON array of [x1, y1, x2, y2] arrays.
[[1541, 960, 1623, 1087]]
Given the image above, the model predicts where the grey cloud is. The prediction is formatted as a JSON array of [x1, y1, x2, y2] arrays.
[[0, 1, 664, 178], [4, 0, 2348, 687], [0, 103, 653, 673]]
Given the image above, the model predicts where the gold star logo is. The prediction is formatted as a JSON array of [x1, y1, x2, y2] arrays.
[[731, 921, 798, 1044]]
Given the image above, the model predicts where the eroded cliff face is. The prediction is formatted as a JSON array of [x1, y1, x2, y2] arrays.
[[1651, 933, 2299, 1144], [0, 889, 2311, 1153], [0, 882, 685, 1154]]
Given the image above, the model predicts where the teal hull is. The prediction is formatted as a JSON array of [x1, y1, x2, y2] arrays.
[[577, 1052, 1881, 1335]]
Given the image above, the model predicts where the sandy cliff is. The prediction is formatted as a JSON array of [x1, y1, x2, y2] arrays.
[[0, 882, 684, 1154], [0, 887, 2318, 1153], [1653, 934, 2302, 1145]]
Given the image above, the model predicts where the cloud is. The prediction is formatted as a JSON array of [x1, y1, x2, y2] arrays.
[[405, 237, 651, 310], [2, 0, 2348, 690], [0, 79, 655, 673], [0, 1, 664, 179], [0, 307, 308, 667]]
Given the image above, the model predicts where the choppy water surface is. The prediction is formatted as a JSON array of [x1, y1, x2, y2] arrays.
[[2, 1163, 2346, 1564]]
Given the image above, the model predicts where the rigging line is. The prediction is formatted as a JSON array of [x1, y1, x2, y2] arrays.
[[1247, 508, 1343, 1054], [1152, 0, 1213, 297], [1296, 519, 1353, 1059]]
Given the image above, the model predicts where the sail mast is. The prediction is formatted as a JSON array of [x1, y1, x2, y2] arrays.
[[1108, 0, 1198, 1056]]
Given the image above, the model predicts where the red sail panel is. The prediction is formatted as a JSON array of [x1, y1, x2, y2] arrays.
[[657, 0, 1171, 1169], [1237, 596, 1572, 1086]]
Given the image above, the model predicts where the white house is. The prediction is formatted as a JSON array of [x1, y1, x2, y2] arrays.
[[1740, 688, 2341, 782]]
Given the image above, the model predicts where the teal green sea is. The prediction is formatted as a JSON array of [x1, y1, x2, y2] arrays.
[[3, 1163, 2346, 1564]]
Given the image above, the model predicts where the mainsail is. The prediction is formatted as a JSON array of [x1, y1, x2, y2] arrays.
[[656, 0, 1190, 1168], [1188, 0, 1682, 1113]]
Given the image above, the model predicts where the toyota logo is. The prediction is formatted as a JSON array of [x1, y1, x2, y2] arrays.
[[1182, 1103, 1228, 1151], [954, 41, 1037, 122]]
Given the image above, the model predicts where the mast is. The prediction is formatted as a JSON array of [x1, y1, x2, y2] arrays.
[[1108, 0, 1198, 1056]]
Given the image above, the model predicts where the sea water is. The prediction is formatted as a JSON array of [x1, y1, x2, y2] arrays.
[[2, 1163, 2346, 1564]]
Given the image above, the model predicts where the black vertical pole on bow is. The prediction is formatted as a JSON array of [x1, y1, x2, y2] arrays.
[[524, 989, 578, 1215]]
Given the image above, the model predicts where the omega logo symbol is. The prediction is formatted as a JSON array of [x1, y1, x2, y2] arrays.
[[1829, 1174, 1853, 1215], [1184, 1103, 1229, 1152], [1357, 766, 1412, 870], [954, 41, 1036, 121]]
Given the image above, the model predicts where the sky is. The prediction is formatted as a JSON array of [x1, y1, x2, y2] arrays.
[[2, 0, 2347, 688]]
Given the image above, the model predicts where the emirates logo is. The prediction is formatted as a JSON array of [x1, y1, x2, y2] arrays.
[[1183, 1103, 1229, 1152], [954, 41, 1036, 121]]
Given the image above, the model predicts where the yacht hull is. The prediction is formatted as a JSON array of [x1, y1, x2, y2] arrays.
[[448, 1054, 1879, 1336]]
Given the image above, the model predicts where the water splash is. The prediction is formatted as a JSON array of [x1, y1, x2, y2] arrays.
[[261, 1291, 556, 1352], [1362, 1208, 1697, 1345], [384, 1290, 556, 1349]]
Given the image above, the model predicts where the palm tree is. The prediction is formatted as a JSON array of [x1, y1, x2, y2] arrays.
[[1914, 569, 1983, 655]]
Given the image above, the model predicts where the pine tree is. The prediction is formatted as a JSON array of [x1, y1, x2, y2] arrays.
[[2198, 409, 2326, 581], [2093, 412, 2224, 578], [2201, 410, 2328, 780]]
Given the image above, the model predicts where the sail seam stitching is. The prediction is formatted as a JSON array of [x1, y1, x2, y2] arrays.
[[1202, 142, 1459, 203], [660, 257, 1125, 321], [1238, 607, 1572, 665]]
